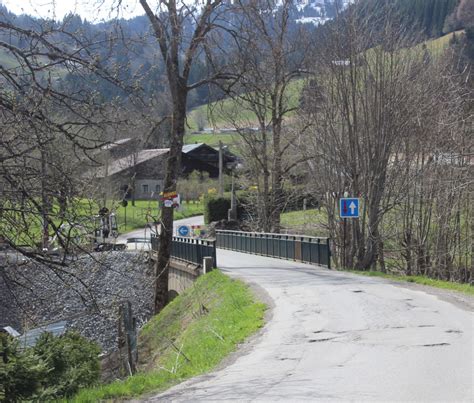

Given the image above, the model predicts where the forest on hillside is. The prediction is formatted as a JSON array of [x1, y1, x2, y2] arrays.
[[0, 0, 470, 105]]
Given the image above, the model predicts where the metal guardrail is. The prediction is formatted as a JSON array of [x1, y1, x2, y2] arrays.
[[151, 235, 217, 268], [216, 230, 331, 268], [125, 237, 151, 251]]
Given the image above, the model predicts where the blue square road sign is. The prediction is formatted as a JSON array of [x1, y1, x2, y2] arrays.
[[340, 198, 360, 218]]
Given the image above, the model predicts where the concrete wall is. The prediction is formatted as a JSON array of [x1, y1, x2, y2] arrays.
[[150, 251, 202, 300], [168, 260, 201, 298]]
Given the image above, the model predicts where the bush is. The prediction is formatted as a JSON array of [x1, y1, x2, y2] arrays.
[[0, 334, 49, 402], [204, 196, 231, 223], [0, 331, 100, 401], [34, 332, 101, 398]]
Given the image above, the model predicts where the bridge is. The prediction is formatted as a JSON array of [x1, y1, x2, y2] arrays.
[[149, 228, 331, 299], [145, 216, 473, 402]]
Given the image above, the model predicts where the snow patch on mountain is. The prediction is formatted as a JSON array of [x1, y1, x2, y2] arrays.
[[288, 0, 354, 25]]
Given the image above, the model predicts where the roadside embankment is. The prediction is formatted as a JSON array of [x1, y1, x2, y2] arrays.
[[72, 270, 266, 401]]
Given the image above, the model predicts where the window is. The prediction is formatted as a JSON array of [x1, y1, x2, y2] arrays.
[[155, 184, 161, 193], [142, 184, 149, 193]]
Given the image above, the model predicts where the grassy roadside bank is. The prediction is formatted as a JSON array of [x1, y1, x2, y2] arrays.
[[280, 209, 472, 297], [344, 270, 474, 296], [72, 270, 266, 401]]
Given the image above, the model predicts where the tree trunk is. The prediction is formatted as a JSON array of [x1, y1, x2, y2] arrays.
[[271, 121, 283, 233], [154, 92, 186, 314], [41, 149, 50, 250]]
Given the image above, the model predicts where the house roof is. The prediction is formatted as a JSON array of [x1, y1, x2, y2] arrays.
[[183, 142, 238, 164], [182, 143, 204, 153], [96, 148, 169, 178]]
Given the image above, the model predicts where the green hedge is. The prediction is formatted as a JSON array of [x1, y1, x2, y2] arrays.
[[204, 197, 231, 224], [0, 331, 100, 401]]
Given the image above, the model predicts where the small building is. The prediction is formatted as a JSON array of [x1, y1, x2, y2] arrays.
[[95, 149, 168, 200], [92, 144, 234, 200], [182, 143, 238, 172]]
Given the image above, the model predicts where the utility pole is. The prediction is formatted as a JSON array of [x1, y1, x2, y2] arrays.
[[218, 140, 224, 197], [228, 171, 237, 221]]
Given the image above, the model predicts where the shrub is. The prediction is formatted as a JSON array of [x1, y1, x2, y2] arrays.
[[33, 331, 101, 398], [0, 331, 100, 401], [0, 334, 49, 402], [204, 196, 231, 223]]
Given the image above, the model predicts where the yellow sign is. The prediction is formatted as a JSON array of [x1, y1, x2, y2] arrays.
[[162, 191, 178, 199]]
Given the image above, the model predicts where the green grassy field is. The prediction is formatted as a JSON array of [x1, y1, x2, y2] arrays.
[[71, 270, 266, 401], [0, 198, 101, 246], [186, 79, 304, 132], [184, 132, 241, 151], [185, 31, 460, 139], [418, 29, 464, 56], [280, 209, 329, 237], [0, 48, 20, 70], [110, 200, 204, 233], [0, 47, 69, 78], [1, 199, 203, 246]]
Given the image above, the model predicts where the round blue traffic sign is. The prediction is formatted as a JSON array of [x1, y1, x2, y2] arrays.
[[178, 225, 190, 237]]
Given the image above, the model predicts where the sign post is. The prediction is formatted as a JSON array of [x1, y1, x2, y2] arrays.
[[121, 199, 128, 229], [339, 198, 360, 268]]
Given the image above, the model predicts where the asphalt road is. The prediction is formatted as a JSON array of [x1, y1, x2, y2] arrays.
[[148, 249, 473, 402]]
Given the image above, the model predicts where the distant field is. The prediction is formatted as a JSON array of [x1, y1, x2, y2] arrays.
[[422, 30, 464, 55], [1, 199, 203, 246], [186, 31, 460, 137], [184, 132, 239, 147], [0, 48, 69, 78], [0, 48, 19, 70], [280, 209, 328, 237], [184, 79, 304, 151], [187, 79, 304, 132]]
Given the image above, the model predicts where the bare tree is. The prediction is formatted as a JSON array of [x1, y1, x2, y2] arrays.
[[298, 6, 470, 272], [137, 0, 231, 313], [0, 9, 132, 264], [214, 0, 310, 232]]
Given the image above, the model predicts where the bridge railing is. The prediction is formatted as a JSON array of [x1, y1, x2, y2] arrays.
[[151, 235, 217, 268], [216, 230, 331, 269]]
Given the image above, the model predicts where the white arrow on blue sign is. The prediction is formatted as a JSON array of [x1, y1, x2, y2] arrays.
[[339, 198, 360, 218], [177, 225, 190, 237]]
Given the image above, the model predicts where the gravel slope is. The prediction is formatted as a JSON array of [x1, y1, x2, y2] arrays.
[[1, 251, 153, 353]]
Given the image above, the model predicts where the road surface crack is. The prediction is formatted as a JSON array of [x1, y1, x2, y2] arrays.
[[420, 343, 450, 347], [308, 337, 337, 343]]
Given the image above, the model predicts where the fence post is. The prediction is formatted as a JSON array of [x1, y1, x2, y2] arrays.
[[203, 257, 213, 273], [317, 239, 321, 265], [118, 301, 137, 376], [327, 238, 331, 269]]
